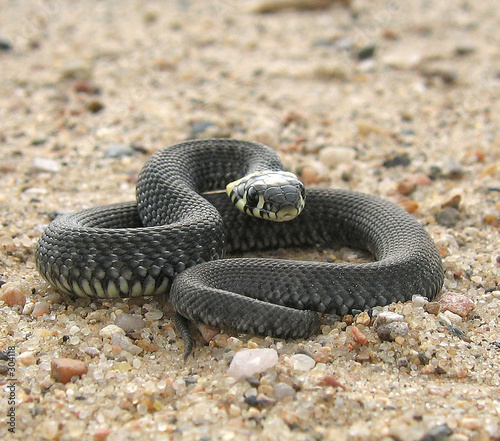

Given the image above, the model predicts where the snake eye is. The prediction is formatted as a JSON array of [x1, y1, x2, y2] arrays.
[[245, 187, 259, 207]]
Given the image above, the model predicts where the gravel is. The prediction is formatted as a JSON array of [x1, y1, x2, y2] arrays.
[[0, 1, 499, 440]]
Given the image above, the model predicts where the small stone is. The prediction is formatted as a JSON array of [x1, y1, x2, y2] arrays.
[[439, 292, 475, 317], [144, 309, 163, 321], [93, 428, 112, 441], [190, 120, 216, 136], [0, 285, 26, 307], [60, 60, 92, 81], [350, 325, 368, 345], [135, 339, 159, 352], [425, 302, 441, 315], [442, 194, 461, 209], [32, 301, 50, 317], [99, 324, 126, 339], [300, 165, 322, 185], [357, 44, 376, 60], [383, 153, 411, 168], [18, 351, 36, 366], [103, 144, 134, 159], [114, 313, 145, 332], [439, 310, 463, 325], [412, 295, 429, 308], [40, 420, 59, 440], [318, 146, 357, 167], [355, 311, 371, 326], [373, 311, 404, 328], [110, 333, 142, 355], [419, 423, 452, 441], [197, 323, 221, 343], [227, 348, 279, 380], [51, 358, 88, 384], [87, 100, 105, 113], [0, 38, 12, 51], [32, 157, 61, 173], [289, 353, 316, 371], [397, 178, 417, 195], [397, 196, 419, 213], [317, 375, 347, 390], [273, 382, 296, 400], [84, 347, 100, 357], [377, 322, 409, 342], [436, 207, 460, 226]]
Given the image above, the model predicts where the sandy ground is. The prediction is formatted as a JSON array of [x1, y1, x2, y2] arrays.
[[0, 1, 499, 440]]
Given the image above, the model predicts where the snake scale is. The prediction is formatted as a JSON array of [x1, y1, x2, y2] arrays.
[[36, 139, 444, 356]]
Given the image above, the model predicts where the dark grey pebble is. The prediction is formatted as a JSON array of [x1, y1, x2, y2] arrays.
[[436, 207, 460, 227], [0, 38, 12, 51], [103, 144, 134, 158], [357, 44, 376, 60], [419, 423, 452, 441], [383, 153, 411, 168], [376, 322, 409, 341], [190, 120, 216, 136]]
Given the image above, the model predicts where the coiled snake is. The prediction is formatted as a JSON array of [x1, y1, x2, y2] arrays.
[[36, 139, 444, 356]]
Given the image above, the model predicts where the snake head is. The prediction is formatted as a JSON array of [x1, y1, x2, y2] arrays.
[[226, 171, 305, 222]]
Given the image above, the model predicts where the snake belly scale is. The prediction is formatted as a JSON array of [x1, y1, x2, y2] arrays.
[[36, 139, 444, 354]]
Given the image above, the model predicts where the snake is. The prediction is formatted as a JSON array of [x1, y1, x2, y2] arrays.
[[36, 139, 444, 357]]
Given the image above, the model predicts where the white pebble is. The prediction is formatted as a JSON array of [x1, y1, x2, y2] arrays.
[[227, 348, 279, 380], [144, 309, 163, 321], [114, 313, 146, 332], [111, 333, 142, 355], [99, 324, 125, 339], [289, 353, 316, 371], [412, 295, 429, 308], [32, 157, 61, 173], [318, 146, 357, 167], [374, 311, 405, 328]]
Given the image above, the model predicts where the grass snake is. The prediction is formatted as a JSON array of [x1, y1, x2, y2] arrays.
[[36, 139, 444, 356]]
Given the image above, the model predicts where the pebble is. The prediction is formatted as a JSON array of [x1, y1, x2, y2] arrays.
[[420, 423, 453, 441], [376, 322, 409, 342], [60, 60, 92, 81], [93, 428, 112, 441], [373, 311, 404, 328], [110, 333, 142, 355], [439, 310, 463, 326], [318, 146, 357, 167], [0, 284, 26, 307], [273, 382, 296, 400], [383, 153, 411, 168], [0, 38, 12, 51], [350, 325, 368, 345], [18, 351, 37, 366], [51, 358, 88, 384], [412, 295, 429, 308], [355, 311, 371, 326], [144, 309, 163, 321], [32, 301, 50, 317], [32, 157, 61, 173], [189, 120, 217, 136], [289, 353, 316, 371], [357, 44, 376, 60], [114, 313, 146, 332], [87, 100, 105, 113], [438, 292, 475, 317], [99, 324, 126, 339], [425, 302, 441, 315], [227, 348, 279, 380], [103, 144, 134, 159], [436, 207, 460, 226]]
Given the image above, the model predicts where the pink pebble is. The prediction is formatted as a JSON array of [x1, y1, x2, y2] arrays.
[[439, 292, 475, 317]]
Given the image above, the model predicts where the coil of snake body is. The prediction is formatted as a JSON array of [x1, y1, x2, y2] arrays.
[[36, 139, 444, 357]]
